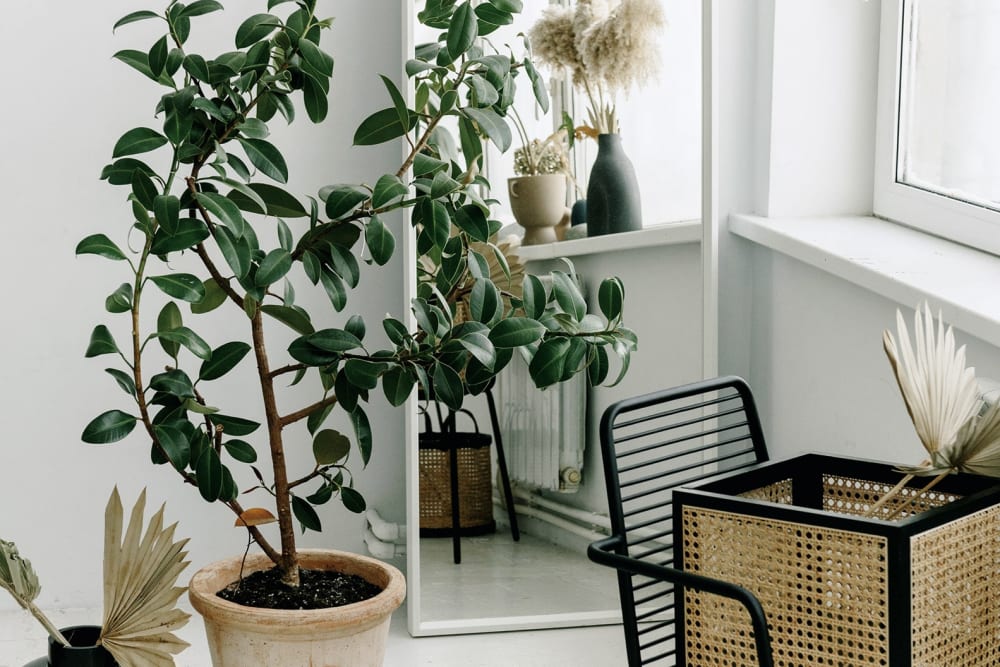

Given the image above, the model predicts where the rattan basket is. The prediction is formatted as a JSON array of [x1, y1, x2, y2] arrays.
[[418, 420, 495, 537], [673, 453, 1000, 667]]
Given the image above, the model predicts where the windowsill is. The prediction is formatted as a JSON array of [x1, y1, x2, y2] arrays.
[[730, 213, 1000, 348], [515, 220, 701, 262]]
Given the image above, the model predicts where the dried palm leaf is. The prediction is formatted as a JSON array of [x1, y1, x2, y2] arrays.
[[0, 540, 69, 646], [100, 488, 191, 667]]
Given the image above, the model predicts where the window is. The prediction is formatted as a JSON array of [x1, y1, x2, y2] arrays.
[[875, 0, 1000, 255]]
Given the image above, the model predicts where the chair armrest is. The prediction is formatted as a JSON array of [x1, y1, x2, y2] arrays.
[[588, 535, 774, 667]]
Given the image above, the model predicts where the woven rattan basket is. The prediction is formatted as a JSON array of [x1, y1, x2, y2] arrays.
[[673, 453, 1000, 667], [418, 426, 495, 537]]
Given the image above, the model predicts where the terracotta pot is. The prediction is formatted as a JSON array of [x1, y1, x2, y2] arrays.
[[508, 174, 570, 245], [188, 549, 406, 667]]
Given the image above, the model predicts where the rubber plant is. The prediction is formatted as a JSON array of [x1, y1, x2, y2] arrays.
[[79, 0, 637, 589]]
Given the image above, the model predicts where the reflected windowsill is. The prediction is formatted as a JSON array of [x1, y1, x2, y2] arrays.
[[514, 220, 701, 262]]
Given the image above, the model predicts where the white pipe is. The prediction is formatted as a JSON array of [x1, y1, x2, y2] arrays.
[[364, 528, 406, 559], [509, 486, 612, 531], [497, 500, 607, 543], [365, 508, 405, 544]]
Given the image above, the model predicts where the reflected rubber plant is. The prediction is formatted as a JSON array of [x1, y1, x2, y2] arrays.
[[78, 0, 636, 587]]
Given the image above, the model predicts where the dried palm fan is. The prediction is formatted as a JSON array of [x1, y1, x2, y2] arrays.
[[100, 487, 191, 666], [870, 304, 1000, 518]]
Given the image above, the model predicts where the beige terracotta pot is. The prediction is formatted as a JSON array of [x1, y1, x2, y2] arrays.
[[508, 174, 571, 245], [188, 549, 406, 667]]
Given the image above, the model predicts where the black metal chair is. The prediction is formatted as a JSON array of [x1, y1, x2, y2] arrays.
[[588, 376, 774, 667]]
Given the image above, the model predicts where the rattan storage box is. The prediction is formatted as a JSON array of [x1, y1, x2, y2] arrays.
[[673, 453, 1000, 667]]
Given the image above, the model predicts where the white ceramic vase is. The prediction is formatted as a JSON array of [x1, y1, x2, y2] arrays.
[[188, 549, 405, 667], [508, 174, 571, 245]]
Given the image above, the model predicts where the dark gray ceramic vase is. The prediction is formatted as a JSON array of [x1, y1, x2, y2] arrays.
[[585, 133, 642, 236], [23, 625, 117, 667]]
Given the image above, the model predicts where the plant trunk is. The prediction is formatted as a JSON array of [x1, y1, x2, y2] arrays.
[[250, 310, 300, 586]]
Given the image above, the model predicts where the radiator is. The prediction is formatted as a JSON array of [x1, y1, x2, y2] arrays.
[[498, 350, 586, 493]]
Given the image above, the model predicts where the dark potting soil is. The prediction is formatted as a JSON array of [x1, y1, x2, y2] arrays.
[[217, 567, 382, 610]]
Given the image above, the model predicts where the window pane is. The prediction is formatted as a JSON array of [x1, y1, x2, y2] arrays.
[[898, 0, 1000, 211]]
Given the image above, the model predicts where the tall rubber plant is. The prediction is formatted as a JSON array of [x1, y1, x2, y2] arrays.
[[79, 0, 636, 587]]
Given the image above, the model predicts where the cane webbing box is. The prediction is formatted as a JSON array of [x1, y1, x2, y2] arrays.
[[673, 454, 1000, 667]]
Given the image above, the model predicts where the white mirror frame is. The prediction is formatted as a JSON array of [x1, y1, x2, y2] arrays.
[[404, 0, 720, 636]]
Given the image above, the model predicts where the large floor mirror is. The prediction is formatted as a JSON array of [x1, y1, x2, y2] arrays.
[[404, 0, 709, 636]]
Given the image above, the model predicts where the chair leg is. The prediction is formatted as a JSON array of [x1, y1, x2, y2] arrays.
[[447, 417, 462, 564], [486, 386, 520, 541]]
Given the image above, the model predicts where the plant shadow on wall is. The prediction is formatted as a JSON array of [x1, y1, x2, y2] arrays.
[[75, 0, 636, 663]]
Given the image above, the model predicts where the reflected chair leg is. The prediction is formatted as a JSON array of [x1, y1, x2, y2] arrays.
[[447, 417, 462, 564], [486, 386, 520, 542]]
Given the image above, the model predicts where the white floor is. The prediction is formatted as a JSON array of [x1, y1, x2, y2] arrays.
[[0, 603, 627, 666]]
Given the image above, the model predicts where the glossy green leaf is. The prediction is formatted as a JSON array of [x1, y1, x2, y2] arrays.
[[223, 439, 257, 463], [130, 170, 158, 211], [196, 192, 246, 237], [184, 399, 219, 415], [588, 345, 610, 386], [521, 274, 547, 319], [461, 107, 511, 152], [324, 184, 369, 220], [470, 278, 502, 325], [351, 408, 373, 465], [382, 366, 415, 406], [353, 107, 417, 146], [307, 329, 361, 354], [379, 74, 409, 135], [458, 332, 496, 369], [112, 127, 168, 158], [287, 337, 340, 366], [195, 447, 224, 501], [432, 362, 465, 410], [180, 0, 224, 17], [149, 274, 206, 303], [372, 174, 408, 209], [156, 326, 212, 360], [191, 278, 229, 314], [100, 158, 157, 186], [328, 243, 361, 288], [105, 368, 137, 396], [292, 495, 322, 532], [105, 283, 133, 314], [319, 269, 347, 311], [524, 57, 549, 114], [200, 341, 251, 381], [148, 35, 168, 77], [153, 194, 180, 234], [235, 13, 281, 48], [447, 1, 478, 58], [150, 369, 196, 398], [552, 271, 586, 322], [475, 4, 514, 31], [261, 304, 315, 335], [157, 301, 182, 358], [211, 414, 261, 437], [150, 217, 210, 255], [465, 74, 500, 108], [598, 277, 625, 322], [383, 318, 409, 346], [301, 74, 329, 124], [313, 429, 351, 465], [238, 138, 288, 183], [344, 359, 386, 390], [182, 53, 210, 81], [76, 234, 127, 261], [341, 487, 366, 513], [529, 337, 571, 388], [113, 10, 160, 31], [299, 38, 334, 77], [85, 325, 120, 358], [230, 183, 308, 218], [412, 152, 448, 177], [82, 410, 137, 444], [344, 315, 366, 342], [488, 317, 546, 348], [237, 117, 269, 139], [213, 226, 251, 279], [334, 370, 359, 413], [255, 249, 292, 287], [365, 215, 395, 266], [152, 424, 191, 470]]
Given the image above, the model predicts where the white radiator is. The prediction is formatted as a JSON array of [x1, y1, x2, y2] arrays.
[[498, 351, 586, 493]]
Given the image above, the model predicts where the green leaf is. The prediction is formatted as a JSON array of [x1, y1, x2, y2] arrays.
[[255, 249, 292, 287], [301, 74, 330, 124], [418, 198, 451, 250], [213, 227, 251, 279], [156, 326, 212, 360], [524, 57, 550, 114], [465, 74, 500, 108], [236, 13, 281, 48], [223, 439, 257, 463], [76, 234, 127, 261], [489, 317, 546, 348], [261, 304, 315, 335], [365, 215, 395, 266], [104, 283, 132, 314], [150, 369, 196, 398], [292, 495, 322, 532], [86, 325, 120, 358], [382, 367, 415, 407], [552, 271, 586, 322], [211, 414, 261, 436], [182, 53, 210, 81], [180, 1, 224, 17], [598, 277, 625, 322], [372, 174, 408, 209], [319, 269, 347, 311], [238, 138, 288, 183], [195, 447, 224, 501], [131, 170, 158, 211], [383, 318, 409, 346], [233, 183, 308, 217], [113, 10, 160, 31], [112, 127, 168, 158], [432, 362, 465, 410], [196, 192, 246, 237], [191, 278, 229, 314], [157, 301, 182, 358], [412, 152, 448, 177], [379, 74, 409, 135], [299, 39, 334, 77], [200, 342, 251, 381], [529, 337, 572, 388], [521, 274, 547, 319], [153, 424, 191, 470], [150, 217, 210, 255], [588, 345, 610, 386], [458, 332, 496, 369], [455, 205, 490, 242], [470, 278, 502, 324], [475, 4, 514, 31], [153, 194, 180, 234], [351, 408, 373, 465], [105, 368, 137, 396], [149, 274, 206, 303], [313, 429, 351, 465], [491, 0, 523, 11], [343, 359, 386, 390], [307, 328, 362, 353], [323, 184, 369, 220], [353, 107, 416, 146], [184, 399, 219, 415], [82, 410, 137, 444], [447, 2, 478, 58], [461, 108, 511, 152], [100, 158, 156, 186], [148, 35, 168, 77], [341, 487, 366, 514]]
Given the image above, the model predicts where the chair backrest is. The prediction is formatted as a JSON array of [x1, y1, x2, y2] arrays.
[[597, 376, 770, 666]]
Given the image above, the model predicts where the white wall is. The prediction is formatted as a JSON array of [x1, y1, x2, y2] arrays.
[[0, 1, 405, 611]]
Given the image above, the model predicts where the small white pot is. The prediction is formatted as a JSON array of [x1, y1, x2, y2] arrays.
[[188, 549, 405, 667]]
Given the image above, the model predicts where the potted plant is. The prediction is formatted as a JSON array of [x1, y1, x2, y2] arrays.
[[508, 121, 574, 245], [78, 1, 636, 665], [6, 489, 189, 667]]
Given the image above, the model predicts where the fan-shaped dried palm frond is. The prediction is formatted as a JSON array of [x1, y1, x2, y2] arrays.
[[100, 488, 191, 666], [0, 540, 69, 646]]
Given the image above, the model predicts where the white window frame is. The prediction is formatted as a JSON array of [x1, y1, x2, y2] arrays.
[[874, 0, 1000, 257]]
